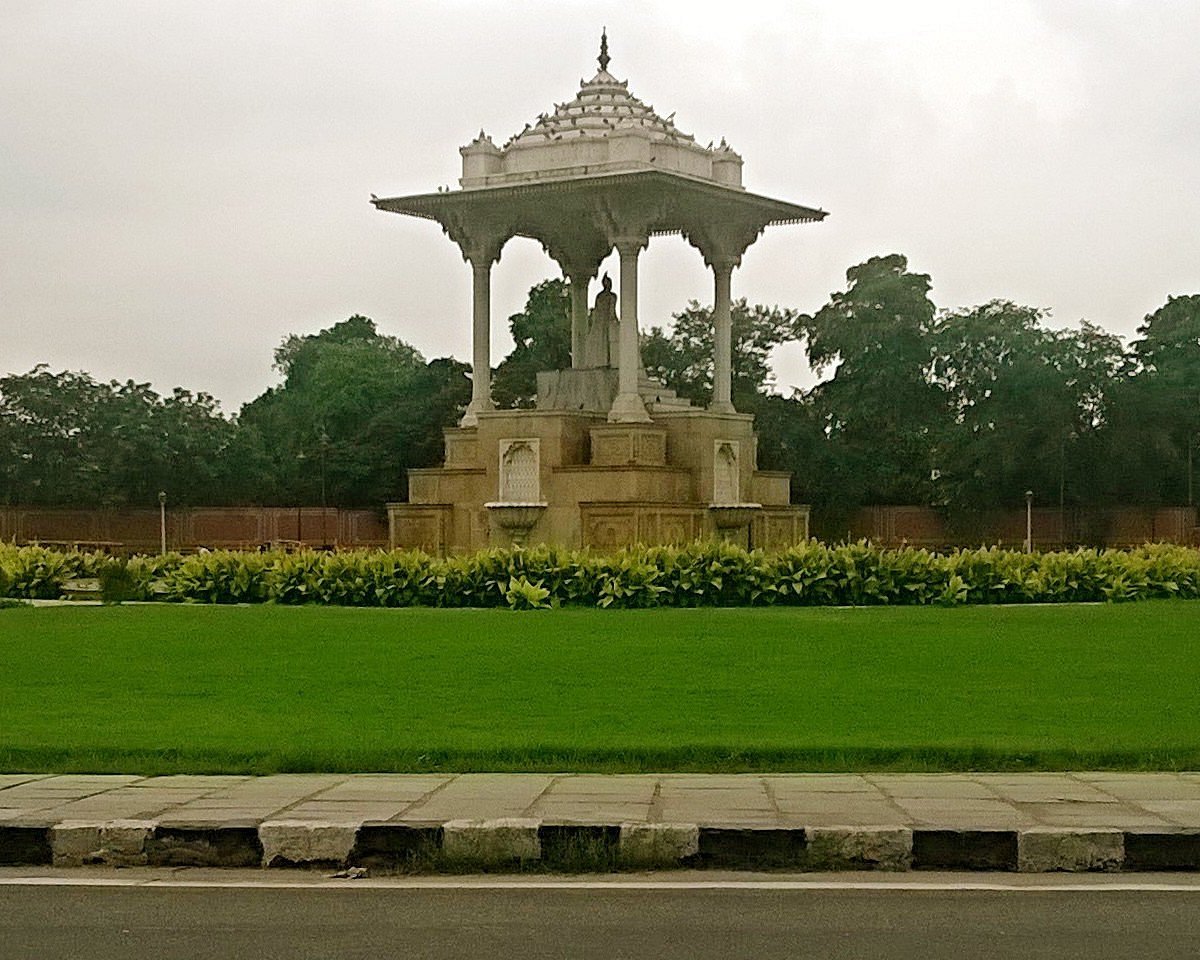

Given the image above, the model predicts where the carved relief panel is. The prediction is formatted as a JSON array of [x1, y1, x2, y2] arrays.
[[498, 438, 541, 503], [713, 440, 740, 504]]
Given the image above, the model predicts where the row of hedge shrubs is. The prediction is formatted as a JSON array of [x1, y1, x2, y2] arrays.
[[3, 541, 1199, 608]]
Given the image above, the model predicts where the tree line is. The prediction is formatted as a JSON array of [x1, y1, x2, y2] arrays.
[[2, 254, 1196, 515], [0, 316, 470, 509]]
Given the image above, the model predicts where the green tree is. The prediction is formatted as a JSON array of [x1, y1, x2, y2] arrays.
[[492, 280, 571, 408], [237, 316, 468, 507], [1117, 294, 1200, 504], [929, 301, 1125, 511], [642, 299, 804, 409], [0, 366, 236, 506], [799, 254, 944, 506]]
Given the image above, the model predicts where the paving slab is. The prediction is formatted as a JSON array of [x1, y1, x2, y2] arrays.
[[11, 776, 144, 796], [531, 776, 658, 823], [0, 775, 51, 790], [865, 776, 997, 800], [0, 785, 126, 801], [534, 804, 655, 825], [658, 784, 774, 816], [397, 774, 554, 821], [153, 811, 273, 828], [0, 809, 51, 823], [974, 776, 1119, 804], [546, 775, 659, 793], [658, 775, 772, 790], [198, 776, 347, 801], [885, 798, 1041, 827], [772, 808, 904, 828], [1080, 776, 1200, 801], [311, 776, 453, 802], [20, 795, 201, 821], [127, 775, 251, 789], [765, 775, 878, 794], [1117, 801, 1200, 827], [282, 801, 417, 822]]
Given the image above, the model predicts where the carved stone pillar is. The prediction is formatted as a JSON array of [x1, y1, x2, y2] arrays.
[[567, 273, 590, 369], [608, 236, 651, 423], [459, 235, 505, 427], [711, 255, 738, 414], [683, 220, 765, 416], [549, 235, 609, 370]]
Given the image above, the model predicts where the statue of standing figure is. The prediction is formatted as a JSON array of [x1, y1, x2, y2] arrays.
[[581, 273, 620, 368]]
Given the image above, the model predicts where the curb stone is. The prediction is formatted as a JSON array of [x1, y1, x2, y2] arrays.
[[806, 827, 913, 871], [1017, 829, 1123, 873], [259, 821, 360, 868], [619, 823, 700, 867], [52, 819, 154, 867], [4, 821, 1200, 873], [442, 819, 541, 866]]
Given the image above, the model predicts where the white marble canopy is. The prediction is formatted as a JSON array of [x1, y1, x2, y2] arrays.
[[373, 32, 827, 426]]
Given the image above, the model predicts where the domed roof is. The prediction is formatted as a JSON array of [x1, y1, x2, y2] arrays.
[[503, 34, 698, 150], [459, 32, 744, 190]]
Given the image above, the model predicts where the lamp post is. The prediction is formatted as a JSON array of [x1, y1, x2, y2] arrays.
[[1189, 432, 1195, 508], [1024, 490, 1034, 554], [318, 430, 330, 547], [158, 491, 167, 555], [296, 450, 306, 547]]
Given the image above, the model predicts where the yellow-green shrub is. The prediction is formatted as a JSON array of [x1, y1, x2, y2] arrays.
[[2, 541, 1198, 608]]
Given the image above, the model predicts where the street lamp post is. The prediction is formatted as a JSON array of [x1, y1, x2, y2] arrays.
[[296, 450, 306, 547], [1024, 490, 1034, 554], [319, 430, 330, 547], [1189, 433, 1195, 508], [158, 491, 167, 555]]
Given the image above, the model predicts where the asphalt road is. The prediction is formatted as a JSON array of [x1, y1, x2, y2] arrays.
[[2, 874, 1198, 960]]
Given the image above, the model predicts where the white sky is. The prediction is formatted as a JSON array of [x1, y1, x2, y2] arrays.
[[3, 0, 1198, 411]]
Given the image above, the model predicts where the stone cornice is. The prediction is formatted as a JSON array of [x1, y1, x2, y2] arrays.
[[373, 170, 827, 252]]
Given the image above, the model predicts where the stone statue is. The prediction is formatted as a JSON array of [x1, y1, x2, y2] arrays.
[[582, 273, 619, 368]]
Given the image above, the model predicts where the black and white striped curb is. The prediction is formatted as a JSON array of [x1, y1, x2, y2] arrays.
[[3, 821, 1200, 872]]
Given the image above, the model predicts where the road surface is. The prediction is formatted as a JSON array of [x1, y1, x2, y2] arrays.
[[2, 871, 1197, 959]]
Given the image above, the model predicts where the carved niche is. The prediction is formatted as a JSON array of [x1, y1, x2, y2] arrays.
[[713, 440, 740, 504], [498, 438, 541, 503]]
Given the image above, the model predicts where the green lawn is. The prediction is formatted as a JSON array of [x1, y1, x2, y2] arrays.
[[2, 602, 1198, 773]]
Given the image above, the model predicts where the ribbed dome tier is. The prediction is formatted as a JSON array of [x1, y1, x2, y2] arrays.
[[458, 34, 743, 190]]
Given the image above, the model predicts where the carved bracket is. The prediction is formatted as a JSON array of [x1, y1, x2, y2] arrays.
[[682, 217, 769, 271], [441, 209, 510, 267], [541, 227, 612, 283], [592, 193, 662, 249]]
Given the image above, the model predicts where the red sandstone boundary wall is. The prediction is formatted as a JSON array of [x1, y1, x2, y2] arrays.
[[0, 507, 388, 554], [828, 505, 1199, 549], [1, 505, 1195, 553]]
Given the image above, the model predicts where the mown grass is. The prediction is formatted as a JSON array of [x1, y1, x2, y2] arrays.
[[2, 602, 1198, 773]]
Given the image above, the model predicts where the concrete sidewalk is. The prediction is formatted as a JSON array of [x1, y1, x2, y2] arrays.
[[3, 773, 1200, 873]]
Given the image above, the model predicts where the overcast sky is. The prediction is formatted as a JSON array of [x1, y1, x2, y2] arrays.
[[3, 0, 1198, 411]]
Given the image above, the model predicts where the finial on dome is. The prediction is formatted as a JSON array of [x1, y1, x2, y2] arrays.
[[598, 28, 610, 72]]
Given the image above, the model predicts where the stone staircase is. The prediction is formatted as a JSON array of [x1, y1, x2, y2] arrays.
[[638, 376, 693, 411]]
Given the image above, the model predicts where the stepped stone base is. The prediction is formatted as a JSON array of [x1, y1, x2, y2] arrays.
[[389, 396, 809, 554]]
